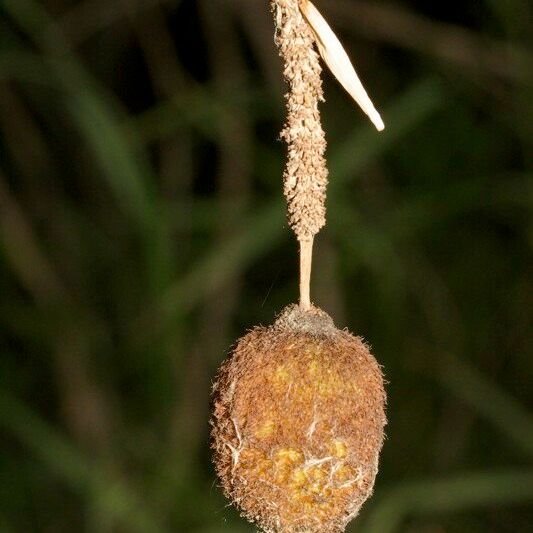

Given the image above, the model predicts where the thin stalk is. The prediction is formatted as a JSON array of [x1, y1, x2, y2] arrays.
[[299, 238, 314, 310]]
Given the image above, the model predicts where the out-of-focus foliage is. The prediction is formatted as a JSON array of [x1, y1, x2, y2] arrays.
[[0, 0, 531, 531]]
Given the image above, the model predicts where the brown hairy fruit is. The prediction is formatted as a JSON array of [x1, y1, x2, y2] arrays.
[[211, 305, 386, 533]]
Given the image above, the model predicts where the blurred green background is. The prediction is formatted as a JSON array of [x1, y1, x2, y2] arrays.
[[0, 0, 532, 531]]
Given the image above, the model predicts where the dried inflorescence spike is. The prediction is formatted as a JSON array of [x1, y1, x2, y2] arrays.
[[271, 0, 328, 240], [211, 305, 387, 533], [271, 0, 385, 241]]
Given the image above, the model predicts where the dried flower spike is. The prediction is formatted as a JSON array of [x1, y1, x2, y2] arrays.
[[273, 0, 329, 243], [271, 0, 384, 310], [211, 306, 386, 533]]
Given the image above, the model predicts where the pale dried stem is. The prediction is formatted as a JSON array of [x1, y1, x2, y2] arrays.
[[299, 238, 313, 310]]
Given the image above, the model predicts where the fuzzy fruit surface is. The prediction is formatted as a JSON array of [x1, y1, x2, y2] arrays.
[[211, 305, 386, 533]]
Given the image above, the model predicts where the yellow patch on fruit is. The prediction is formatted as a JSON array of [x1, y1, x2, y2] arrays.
[[332, 439, 347, 458], [275, 364, 290, 382], [256, 419, 275, 438], [276, 448, 302, 463], [308, 359, 320, 376]]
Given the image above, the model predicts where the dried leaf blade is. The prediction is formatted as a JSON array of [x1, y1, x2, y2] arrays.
[[300, 0, 385, 131]]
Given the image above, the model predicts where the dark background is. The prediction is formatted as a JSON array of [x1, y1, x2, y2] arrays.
[[0, 0, 532, 531]]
